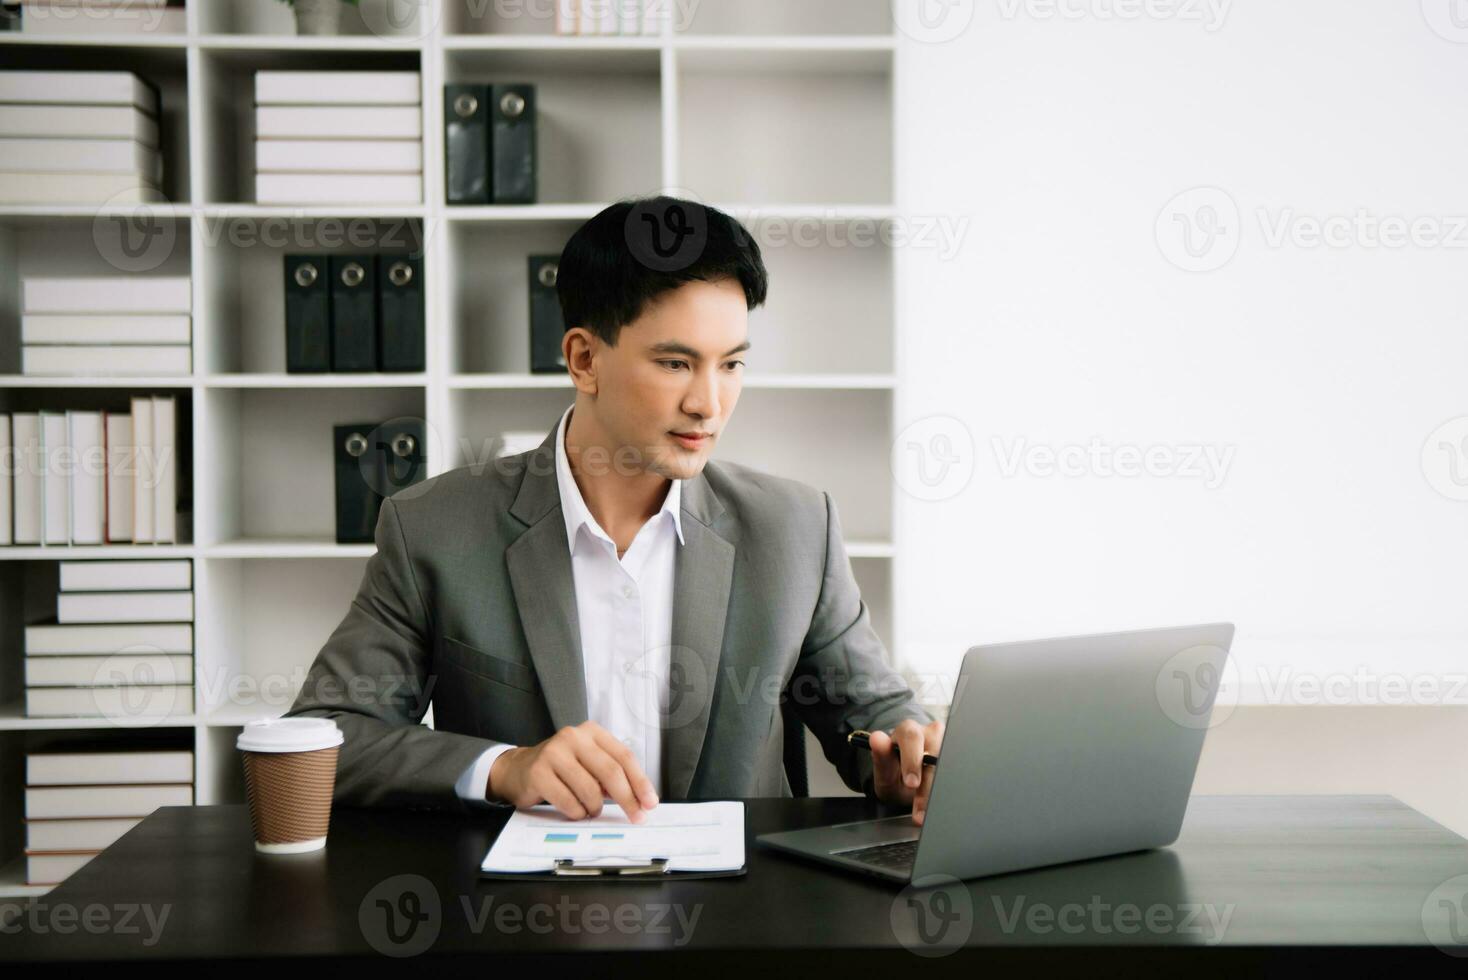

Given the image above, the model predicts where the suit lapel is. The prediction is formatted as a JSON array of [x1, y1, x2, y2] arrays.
[[666, 473, 734, 800], [505, 426, 589, 731], [502, 419, 736, 797]]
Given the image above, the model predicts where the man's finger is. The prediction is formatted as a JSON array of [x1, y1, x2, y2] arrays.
[[581, 736, 645, 823], [867, 728, 900, 790], [895, 722, 925, 789], [912, 762, 937, 826], [537, 770, 587, 821], [552, 755, 606, 818], [591, 729, 660, 811]]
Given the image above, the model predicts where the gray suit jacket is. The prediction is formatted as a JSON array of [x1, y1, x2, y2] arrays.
[[285, 421, 931, 810]]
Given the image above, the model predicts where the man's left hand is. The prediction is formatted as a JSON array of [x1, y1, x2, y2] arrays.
[[869, 718, 945, 825]]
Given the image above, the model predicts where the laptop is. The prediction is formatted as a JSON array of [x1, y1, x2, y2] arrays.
[[756, 622, 1235, 884]]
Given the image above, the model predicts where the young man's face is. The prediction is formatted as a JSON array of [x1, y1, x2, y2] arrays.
[[589, 276, 750, 481]]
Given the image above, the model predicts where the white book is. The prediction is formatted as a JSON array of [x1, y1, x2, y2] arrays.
[[255, 172, 422, 206], [131, 396, 154, 544], [40, 411, 69, 545], [26, 653, 193, 687], [641, 0, 667, 34], [556, 0, 577, 34], [0, 138, 161, 179], [254, 70, 421, 106], [68, 411, 105, 545], [57, 590, 193, 623], [22, 314, 190, 345], [21, 6, 186, 36], [61, 559, 191, 591], [28, 749, 193, 786], [25, 622, 193, 655], [151, 394, 176, 544], [23, 276, 191, 314], [254, 139, 423, 174], [105, 412, 134, 543], [27, 818, 143, 853], [255, 105, 421, 140], [23, 344, 191, 376], [0, 172, 162, 206], [0, 105, 158, 146], [598, 0, 618, 33], [25, 685, 194, 720], [25, 852, 97, 886], [25, 783, 194, 819], [617, 0, 640, 33], [0, 71, 158, 112], [0, 414, 10, 546], [12, 413, 44, 545]]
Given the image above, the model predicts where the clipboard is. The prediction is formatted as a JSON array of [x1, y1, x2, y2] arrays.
[[480, 801, 747, 881]]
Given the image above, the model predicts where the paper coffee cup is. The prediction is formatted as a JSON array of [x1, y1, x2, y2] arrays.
[[237, 718, 344, 854]]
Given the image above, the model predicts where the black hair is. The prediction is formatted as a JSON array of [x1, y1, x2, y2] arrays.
[[556, 195, 769, 346]]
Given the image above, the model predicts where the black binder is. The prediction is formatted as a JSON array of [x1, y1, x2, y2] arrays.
[[528, 254, 566, 373], [490, 83, 536, 204], [329, 254, 376, 373], [445, 84, 489, 205], [333, 418, 425, 544], [284, 254, 330, 373], [377, 254, 424, 372]]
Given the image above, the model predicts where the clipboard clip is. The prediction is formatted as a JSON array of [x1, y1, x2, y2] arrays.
[[552, 857, 670, 877]]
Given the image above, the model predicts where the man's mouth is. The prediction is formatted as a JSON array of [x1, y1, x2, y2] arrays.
[[671, 431, 711, 450]]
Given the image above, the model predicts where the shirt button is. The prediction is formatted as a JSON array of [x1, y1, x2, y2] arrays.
[[621, 584, 634, 599], [621, 736, 634, 748], [623, 662, 634, 673]]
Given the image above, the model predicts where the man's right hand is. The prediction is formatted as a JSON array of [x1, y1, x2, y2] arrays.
[[486, 720, 659, 823]]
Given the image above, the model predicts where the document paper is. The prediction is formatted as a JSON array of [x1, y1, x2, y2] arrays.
[[481, 801, 745, 873]]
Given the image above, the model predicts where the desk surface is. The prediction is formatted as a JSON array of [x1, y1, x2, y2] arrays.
[[4, 795, 1468, 974]]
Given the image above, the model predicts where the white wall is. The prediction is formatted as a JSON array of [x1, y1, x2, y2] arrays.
[[890, 1, 1468, 828]]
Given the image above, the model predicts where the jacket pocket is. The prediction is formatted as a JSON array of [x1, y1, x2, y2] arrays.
[[439, 636, 541, 695]]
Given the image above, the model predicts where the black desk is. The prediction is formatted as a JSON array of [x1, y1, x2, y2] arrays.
[[4, 795, 1468, 975]]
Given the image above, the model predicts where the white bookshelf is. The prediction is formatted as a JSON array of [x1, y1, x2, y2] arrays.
[[0, 0, 901, 895]]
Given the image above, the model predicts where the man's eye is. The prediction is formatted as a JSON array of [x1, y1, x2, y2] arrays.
[[724, 361, 745, 370], [659, 360, 689, 370]]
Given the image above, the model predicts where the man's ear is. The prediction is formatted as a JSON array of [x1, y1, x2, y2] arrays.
[[563, 327, 598, 395]]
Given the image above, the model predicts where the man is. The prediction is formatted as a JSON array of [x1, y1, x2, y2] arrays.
[[286, 196, 943, 824]]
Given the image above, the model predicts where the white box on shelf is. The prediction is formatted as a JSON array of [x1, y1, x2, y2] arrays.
[[56, 590, 194, 623], [255, 106, 422, 140], [105, 412, 135, 543], [26, 654, 194, 687], [22, 314, 191, 345], [0, 138, 161, 179], [25, 783, 194, 820], [0, 173, 162, 206], [25, 622, 194, 655], [22, 345, 192, 376], [12, 413, 44, 545], [0, 105, 159, 146], [130, 396, 154, 545], [60, 559, 192, 592], [254, 71, 422, 106], [24, 685, 194, 720], [0, 70, 159, 112], [26, 818, 143, 853], [254, 173, 423, 206], [67, 410, 105, 546], [22, 276, 192, 315], [40, 411, 69, 546], [27, 750, 195, 787], [254, 139, 423, 174], [151, 395, 177, 544], [24, 852, 97, 887]]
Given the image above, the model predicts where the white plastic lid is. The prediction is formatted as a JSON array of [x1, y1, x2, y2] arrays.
[[236, 717, 344, 754]]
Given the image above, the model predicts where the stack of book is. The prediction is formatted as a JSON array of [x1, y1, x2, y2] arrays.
[[16, 0, 185, 37], [24, 560, 195, 720], [0, 395, 179, 546], [24, 745, 194, 886], [555, 0, 668, 34], [21, 274, 192, 376], [254, 71, 423, 205], [0, 69, 163, 205]]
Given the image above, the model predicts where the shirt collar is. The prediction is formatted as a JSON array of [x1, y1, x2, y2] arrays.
[[555, 404, 684, 552]]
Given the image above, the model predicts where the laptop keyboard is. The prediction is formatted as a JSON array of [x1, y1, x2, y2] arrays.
[[835, 838, 920, 873]]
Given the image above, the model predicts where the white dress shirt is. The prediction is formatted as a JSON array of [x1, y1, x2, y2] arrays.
[[455, 404, 683, 804]]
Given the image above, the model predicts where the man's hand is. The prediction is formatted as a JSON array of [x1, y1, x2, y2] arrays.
[[487, 720, 659, 823], [868, 718, 945, 825]]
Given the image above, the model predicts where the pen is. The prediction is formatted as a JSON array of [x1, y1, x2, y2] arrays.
[[847, 729, 939, 768]]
